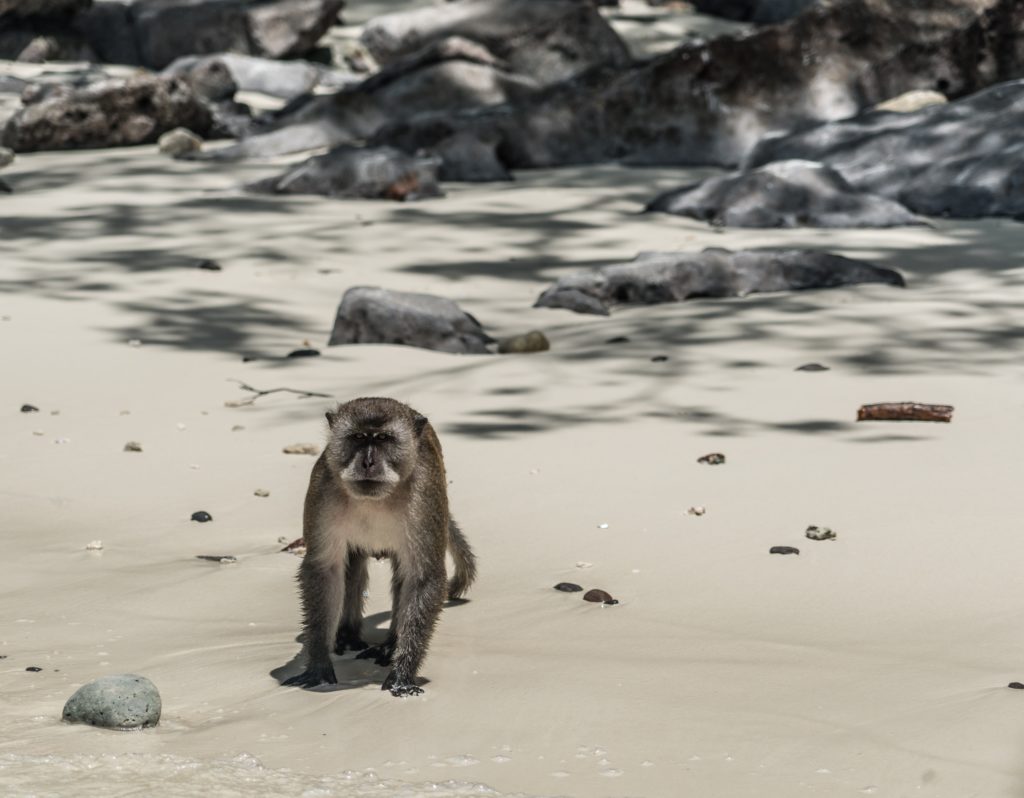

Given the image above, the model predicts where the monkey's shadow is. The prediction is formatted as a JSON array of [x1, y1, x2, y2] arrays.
[[270, 601, 469, 692]]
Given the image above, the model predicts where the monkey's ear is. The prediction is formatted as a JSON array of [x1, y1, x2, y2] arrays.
[[325, 410, 338, 427], [413, 414, 429, 437]]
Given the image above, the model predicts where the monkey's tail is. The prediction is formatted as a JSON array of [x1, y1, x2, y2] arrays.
[[446, 517, 477, 600]]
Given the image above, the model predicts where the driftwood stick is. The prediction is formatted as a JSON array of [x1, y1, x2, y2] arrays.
[[857, 402, 954, 422], [225, 379, 332, 407]]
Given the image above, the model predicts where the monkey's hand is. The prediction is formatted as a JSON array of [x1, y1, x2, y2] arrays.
[[382, 670, 423, 697], [283, 663, 338, 688], [356, 643, 394, 667]]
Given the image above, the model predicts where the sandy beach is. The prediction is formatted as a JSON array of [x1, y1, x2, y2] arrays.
[[4, 4, 1024, 795]]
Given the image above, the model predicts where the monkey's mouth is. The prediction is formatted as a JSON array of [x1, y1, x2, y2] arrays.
[[350, 479, 390, 494]]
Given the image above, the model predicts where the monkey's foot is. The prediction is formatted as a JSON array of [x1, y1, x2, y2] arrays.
[[283, 663, 338, 688], [382, 670, 423, 697], [334, 633, 369, 654], [356, 644, 394, 667]]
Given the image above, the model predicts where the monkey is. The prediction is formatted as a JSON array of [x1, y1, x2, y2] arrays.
[[283, 397, 477, 697]]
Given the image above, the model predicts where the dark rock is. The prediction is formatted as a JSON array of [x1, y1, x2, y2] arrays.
[[20, 404, 39, 412], [360, 0, 630, 86], [248, 146, 442, 201], [647, 160, 922, 228], [1008, 682, 1024, 689], [123, 441, 142, 452], [376, 0, 1024, 171], [26, 666, 42, 672], [692, 0, 817, 23], [158, 127, 203, 158], [534, 248, 905, 316], [195, 554, 237, 563], [769, 546, 800, 555], [177, 57, 237, 102], [698, 453, 725, 465], [606, 336, 629, 344], [583, 588, 618, 605], [62, 673, 161, 730], [328, 287, 493, 354], [796, 362, 829, 371], [747, 80, 1024, 219], [0, 178, 10, 193], [190, 511, 213, 523], [0, 0, 90, 17], [554, 582, 583, 592], [651, 355, 668, 362], [72, 1, 139, 64], [2, 75, 213, 153], [286, 348, 320, 358], [196, 259, 221, 271], [497, 331, 549, 354]]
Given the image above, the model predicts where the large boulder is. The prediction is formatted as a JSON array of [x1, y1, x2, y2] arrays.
[[2, 75, 213, 152], [164, 52, 359, 100], [375, 0, 1024, 172], [328, 287, 493, 354], [534, 248, 905, 315], [62, 674, 161, 730], [747, 79, 1024, 218], [248, 145, 442, 200], [360, 0, 631, 86], [647, 160, 922, 228]]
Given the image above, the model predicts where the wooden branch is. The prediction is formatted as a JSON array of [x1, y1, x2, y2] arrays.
[[225, 379, 332, 407], [857, 402, 953, 422]]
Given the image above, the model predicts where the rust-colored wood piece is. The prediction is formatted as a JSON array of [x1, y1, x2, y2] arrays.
[[856, 402, 953, 422]]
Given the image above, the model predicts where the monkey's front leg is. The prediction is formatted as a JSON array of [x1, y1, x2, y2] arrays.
[[382, 564, 446, 697], [335, 549, 369, 654], [283, 559, 343, 688]]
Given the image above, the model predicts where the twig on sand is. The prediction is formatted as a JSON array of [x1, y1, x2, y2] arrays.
[[856, 402, 954, 422], [225, 379, 332, 407]]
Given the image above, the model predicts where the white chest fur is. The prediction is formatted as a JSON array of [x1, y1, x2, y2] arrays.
[[311, 497, 409, 569]]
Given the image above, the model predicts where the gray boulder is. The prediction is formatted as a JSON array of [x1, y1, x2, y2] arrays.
[[360, 0, 631, 86], [328, 287, 493, 354], [164, 52, 360, 100], [647, 160, 922, 228], [62, 674, 161, 730], [534, 248, 905, 315], [691, 0, 818, 23], [2, 75, 213, 152], [747, 80, 1024, 219], [248, 145, 442, 200]]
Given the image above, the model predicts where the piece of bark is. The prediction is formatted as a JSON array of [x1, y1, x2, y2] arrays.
[[856, 403, 953, 422]]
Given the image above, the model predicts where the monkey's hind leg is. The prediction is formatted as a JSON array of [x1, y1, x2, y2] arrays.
[[335, 548, 369, 654], [356, 557, 402, 667], [283, 559, 343, 688], [381, 560, 446, 697]]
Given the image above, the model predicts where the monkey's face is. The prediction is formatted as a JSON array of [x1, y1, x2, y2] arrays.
[[329, 425, 418, 500]]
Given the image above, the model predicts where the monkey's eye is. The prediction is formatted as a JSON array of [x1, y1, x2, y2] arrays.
[[351, 432, 368, 441], [372, 432, 391, 442]]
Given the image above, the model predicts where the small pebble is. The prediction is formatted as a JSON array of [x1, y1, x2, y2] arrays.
[[554, 582, 583, 592], [583, 589, 618, 605], [283, 443, 320, 455], [195, 259, 222, 271], [796, 363, 830, 372], [85, 540, 103, 551], [32, 430, 44, 436], [575, 561, 593, 569], [26, 666, 42, 672], [188, 464, 200, 470], [687, 506, 706, 516], [606, 336, 630, 344], [20, 404, 39, 413], [496, 331, 550, 354], [286, 348, 321, 358], [54, 437, 70, 444], [195, 555, 237, 564], [697, 453, 725, 465], [50, 410, 60, 415], [128, 339, 142, 347], [231, 425, 245, 432], [769, 546, 800, 555], [651, 355, 668, 362], [1009, 682, 1024, 689], [254, 489, 270, 497], [190, 511, 213, 523], [805, 525, 836, 541], [123, 441, 143, 452], [596, 523, 609, 529]]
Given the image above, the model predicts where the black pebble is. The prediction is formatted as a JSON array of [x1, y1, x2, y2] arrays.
[[196, 554, 237, 563], [20, 404, 39, 413], [769, 546, 800, 555], [191, 511, 213, 523], [796, 363, 830, 372], [554, 582, 583, 592], [583, 588, 618, 605], [26, 666, 42, 672], [1009, 682, 1024, 689], [651, 355, 669, 362], [242, 355, 259, 362], [606, 336, 630, 344], [287, 348, 321, 358], [698, 452, 726, 465], [0, 654, 6, 659], [196, 259, 222, 271]]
